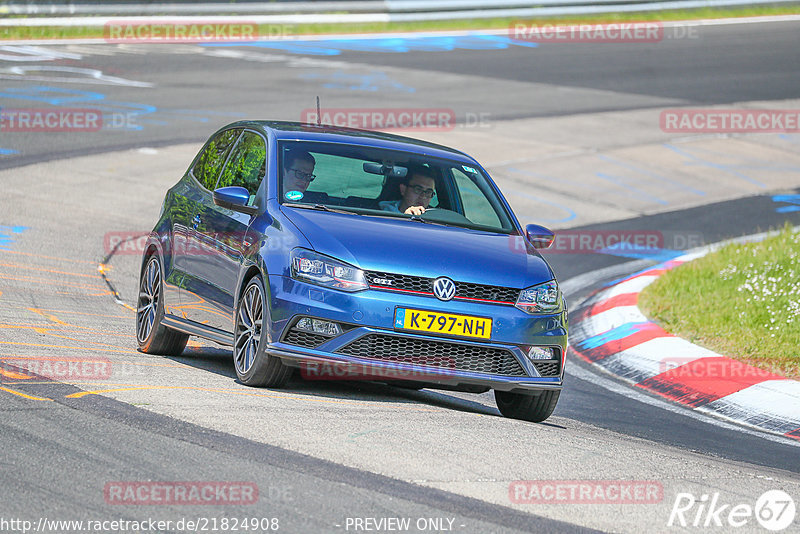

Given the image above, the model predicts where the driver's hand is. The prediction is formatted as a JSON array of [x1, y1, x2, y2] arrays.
[[404, 206, 426, 215]]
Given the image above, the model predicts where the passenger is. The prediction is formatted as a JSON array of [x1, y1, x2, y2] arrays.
[[379, 166, 437, 216], [282, 150, 316, 197]]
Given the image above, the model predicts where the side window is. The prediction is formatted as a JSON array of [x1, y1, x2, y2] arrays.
[[452, 168, 501, 228], [217, 131, 266, 203], [192, 129, 240, 190]]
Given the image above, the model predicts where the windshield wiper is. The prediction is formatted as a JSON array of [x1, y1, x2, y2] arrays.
[[284, 203, 361, 216], [408, 215, 458, 228]]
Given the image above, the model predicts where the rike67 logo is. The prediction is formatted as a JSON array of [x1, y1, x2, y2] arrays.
[[668, 490, 796, 531]]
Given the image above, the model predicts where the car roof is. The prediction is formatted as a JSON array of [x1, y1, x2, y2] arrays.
[[224, 120, 475, 163]]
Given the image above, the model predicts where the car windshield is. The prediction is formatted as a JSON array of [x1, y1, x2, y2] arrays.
[[278, 140, 516, 233]]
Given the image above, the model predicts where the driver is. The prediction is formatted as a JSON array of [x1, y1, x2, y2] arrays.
[[379, 165, 437, 215], [282, 149, 316, 197]]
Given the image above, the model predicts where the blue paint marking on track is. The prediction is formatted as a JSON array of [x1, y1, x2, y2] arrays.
[[0, 85, 105, 105], [0, 148, 19, 155], [676, 144, 800, 173], [0, 225, 28, 250], [772, 194, 800, 213], [578, 322, 649, 350], [0, 86, 246, 132], [204, 34, 538, 56], [595, 172, 668, 205], [597, 154, 705, 196], [663, 144, 766, 188]]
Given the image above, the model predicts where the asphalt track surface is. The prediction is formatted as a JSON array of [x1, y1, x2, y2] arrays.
[[1, 19, 799, 166], [1, 19, 800, 534]]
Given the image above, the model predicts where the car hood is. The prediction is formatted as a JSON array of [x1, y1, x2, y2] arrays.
[[281, 207, 555, 289]]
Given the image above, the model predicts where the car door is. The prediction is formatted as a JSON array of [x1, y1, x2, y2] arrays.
[[178, 128, 241, 322], [182, 130, 267, 333]]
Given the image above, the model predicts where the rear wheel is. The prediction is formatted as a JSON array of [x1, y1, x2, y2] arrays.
[[233, 276, 292, 387], [136, 255, 188, 355], [494, 389, 560, 423]]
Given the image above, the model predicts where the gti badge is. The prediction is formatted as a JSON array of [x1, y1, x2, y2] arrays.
[[433, 277, 456, 301]]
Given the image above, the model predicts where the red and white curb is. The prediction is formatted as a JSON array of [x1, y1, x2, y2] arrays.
[[569, 242, 800, 442]]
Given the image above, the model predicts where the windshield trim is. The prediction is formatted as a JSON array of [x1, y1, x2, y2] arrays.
[[277, 140, 517, 234]]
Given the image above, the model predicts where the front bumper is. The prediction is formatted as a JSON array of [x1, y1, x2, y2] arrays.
[[266, 275, 567, 393]]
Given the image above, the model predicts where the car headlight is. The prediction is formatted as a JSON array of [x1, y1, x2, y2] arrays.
[[290, 249, 367, 292], [515, 280, 561, 314]]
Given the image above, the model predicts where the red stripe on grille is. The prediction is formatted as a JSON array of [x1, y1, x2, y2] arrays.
[[370, 285, 512, 304], [454, 295, 513, 304], [369, 285, 432, 296]]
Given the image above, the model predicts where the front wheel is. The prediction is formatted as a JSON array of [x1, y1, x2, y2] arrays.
[[136, 255, 188, 355], [495, 389, 560, 423], [233, 276, 291, 387]]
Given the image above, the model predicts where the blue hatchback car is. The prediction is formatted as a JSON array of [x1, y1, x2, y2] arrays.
[[137, 121, 567, 422]]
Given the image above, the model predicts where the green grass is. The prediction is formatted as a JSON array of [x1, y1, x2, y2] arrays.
[[638, 224, 800, 379], [2, 5, 799, 41]]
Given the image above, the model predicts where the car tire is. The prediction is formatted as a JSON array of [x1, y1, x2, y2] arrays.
[[234, 275, 292, 388], [494, 389, 560, 423], [136, 254, 189, 355]]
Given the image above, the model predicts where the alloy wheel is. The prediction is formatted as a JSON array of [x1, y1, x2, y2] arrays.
[[137, 257, 161, 343], [235, 282, 263, 375]]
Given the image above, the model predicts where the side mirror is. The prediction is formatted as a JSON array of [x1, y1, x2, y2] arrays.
[[525, 224, 555, 249], [213, 186, 258, 215]]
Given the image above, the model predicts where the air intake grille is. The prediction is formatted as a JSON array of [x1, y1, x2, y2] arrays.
[[282, 329, 329, 349], [335, 334, 527, 377], [533, 361, 561, 377]]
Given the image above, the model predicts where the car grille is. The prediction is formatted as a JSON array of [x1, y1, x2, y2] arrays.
[[334, 334, 527, 377], [533, 361, 561, 377], [364, 271, 519, 305], [282, 329, 329, 349]]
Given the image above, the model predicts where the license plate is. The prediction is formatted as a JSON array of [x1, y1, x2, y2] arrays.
[[394, 308, 492, 340]]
